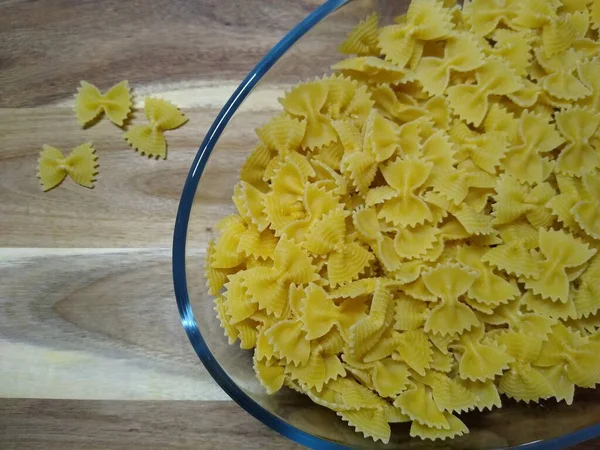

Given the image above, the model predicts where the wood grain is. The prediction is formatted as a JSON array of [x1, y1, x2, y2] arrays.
[[1, 0, 600, 448], [0, 0, 325, 107], [0, 247, 225, 400], [0, 399, 301, 450]]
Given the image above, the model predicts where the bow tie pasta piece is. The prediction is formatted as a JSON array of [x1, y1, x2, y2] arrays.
[[285, 346, 346, 392], [243, 238, 318, 318], [394, 225, 440, 260], [571, 172, 600, 239], [450, 326, 514, 381], [338, 408, 391, 444], [501, 111, 564, 184], [514, 0, 578, 57], [379, 0, 455, 68], [522, 290, 578, 320], [205, 240, 237, 297], [332, 56, 417, 86], [458, 379, 502, 411], [494, 330, 556, 403], [369, 158, 434, 227], [507, 78, 543, 109], [304, 209, 373, 286], [547, 174, 587, 231], [124, 98, 188, 159], [457, 245, 520, 307], [492, 175, 556, 228], [369, 358, 412, 398], [394, 294, 429, 331], [362, 109, 403, 163], [536, 323, 600, 389], [222, 272, 258, 325], [415, 32, 484, 96], [253, 354, 286, 395], [279, 183, 341, 242], [414, 370, 478, 413], [264, 319, 311, 366], [233, 181, 270, 232], [239, 144, 272, 191], [299, 283, 366, 340], [422, 263, 480, 336], [210, 215, 248, 269], [431, 162, 496, 207], [420, 130, 456, 176], [486, 29, 534, 77], [347, 281, 395, 359], [446, 58, 522, 126], [573, 255, 600, 318], [75, 80, 132, 127], [577, 57, 600, 111], [524, 229, 596, 302], [484, 103, 520, 144], [535, 48, 591, 100], [338, 12, 380, 56], [462, 0, 519, 36], [255, 114, 306, 155], [393, 381, 450, 429], [390, 329, 434, 375], [555, 107, 600, 175], [279, 80, 336, 149], [352, 206, 405, 272], [409, 412, 468, 441], [480, 298, 556, 338], [37, 143, 98, 191], [371, 85, 428, 124], [450, 123, 507, 174]]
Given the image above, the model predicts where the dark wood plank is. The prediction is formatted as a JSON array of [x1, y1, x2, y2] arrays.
[[0, 0, 336, 107], [0, 399, 301, 450]]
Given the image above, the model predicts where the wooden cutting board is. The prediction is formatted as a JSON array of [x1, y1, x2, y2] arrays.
[[0, 1, 597, 449]]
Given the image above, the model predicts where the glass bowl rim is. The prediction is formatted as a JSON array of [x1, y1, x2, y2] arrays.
[[172, 0, 600, 448]]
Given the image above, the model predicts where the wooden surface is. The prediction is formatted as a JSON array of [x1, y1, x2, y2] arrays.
[[0, 0, 319, 448], [0, 1, 598, 449]]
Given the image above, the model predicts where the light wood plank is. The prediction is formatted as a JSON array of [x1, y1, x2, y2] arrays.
[[0, 247, 226, 400]]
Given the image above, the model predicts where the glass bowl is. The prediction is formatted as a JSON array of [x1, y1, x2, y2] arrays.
[[172, 0, 600, 448]]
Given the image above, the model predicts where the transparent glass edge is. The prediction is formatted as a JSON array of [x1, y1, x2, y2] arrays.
[[172, 0, 351, 449], [171, 0, 600, 447]]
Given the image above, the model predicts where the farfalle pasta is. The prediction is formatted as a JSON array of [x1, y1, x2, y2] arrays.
[[37, 143, 98, 191], [205, 0, 600, 444], [75, 80, 132, 127], [124, 97, 188, 159]]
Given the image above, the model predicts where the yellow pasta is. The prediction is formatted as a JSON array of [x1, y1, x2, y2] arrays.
[[369, 158, 433, 227], [37, 143, 98, 191], [75, 80, 132, 127], [338, 12, 380, 56], [555, 107, 600, 175], [524, 229, 596, 302], [446, 58, 521, 126], [502, 111, 564, 184], [416, 32, 484, 96], [462, 0, 519, 36], [379, 0, 454, 68], [203, 1, 600, 443], [124, 97, 188, 159]]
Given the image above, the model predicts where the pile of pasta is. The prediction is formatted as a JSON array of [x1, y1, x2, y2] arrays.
[[206, 0, 600, 443]]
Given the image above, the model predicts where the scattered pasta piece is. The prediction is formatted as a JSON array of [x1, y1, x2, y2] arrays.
[[75, 80, 132, 127], [204, 1, 600, 443], [124, 97, 188, 159], [37, 143, 98, 191]]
